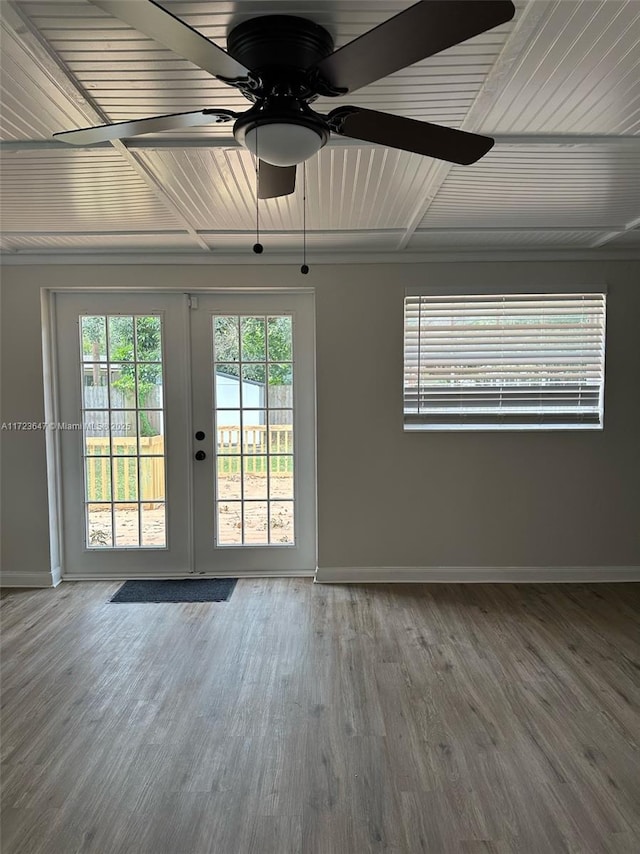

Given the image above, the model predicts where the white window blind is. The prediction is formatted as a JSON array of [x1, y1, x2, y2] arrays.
[[403, 293, 606, 431]]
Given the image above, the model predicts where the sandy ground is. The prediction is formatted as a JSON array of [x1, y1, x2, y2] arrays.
[[87, 474, 293, 547]]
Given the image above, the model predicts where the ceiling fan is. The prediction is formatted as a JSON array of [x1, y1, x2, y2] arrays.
[[54, 0, 516, 199]]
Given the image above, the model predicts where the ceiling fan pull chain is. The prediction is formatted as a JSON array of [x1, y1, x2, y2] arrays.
[[301, 163, 309, 275], [253, 124, 263, 254]]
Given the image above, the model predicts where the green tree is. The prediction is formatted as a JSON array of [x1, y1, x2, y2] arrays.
[[81, 316, 162, 436], [214, 316, 292, 385], [81, 315, 106, 386], [109, 317, 162, 436]]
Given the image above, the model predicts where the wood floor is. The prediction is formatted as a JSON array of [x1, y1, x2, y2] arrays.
[[1, 580, 639, 854]]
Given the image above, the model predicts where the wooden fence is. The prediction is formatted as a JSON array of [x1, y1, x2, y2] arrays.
[[83, 386, 163, 436], [85, 426, 294, 502]]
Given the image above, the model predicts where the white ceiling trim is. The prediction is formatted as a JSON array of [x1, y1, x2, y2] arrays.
[[3, 226, 636, 261], [2, 248, 639, 266], [1, 0, 210, 251], [0, 225, 626, 239], [2, 228, 405, 237], [398, 0, 552, 251], [3, 134, 640, 154]]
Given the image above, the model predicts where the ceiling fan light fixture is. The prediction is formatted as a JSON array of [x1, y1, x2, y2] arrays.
[[243, 122, 325, 167]]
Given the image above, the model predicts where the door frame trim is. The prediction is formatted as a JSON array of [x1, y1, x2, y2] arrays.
[[42, 286, 316, 583], [41, 288, 64, 587]]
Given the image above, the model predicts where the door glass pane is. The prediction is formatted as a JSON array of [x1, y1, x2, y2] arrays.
[[109, 364, 132, 409], [268, 410, 293, 454], [217, 456, 241, 500], [136, 316, 162, 361], [268, 316, 292, 361], [214, 316, 240, 362], [111, 411, 137, 454], [241, 418, 266, 455], [83, 364, 108, 408], [241, 362, 265, 389], [80, 317, 107, 362], [138, 411, 164, 455], [268, 364, 293, 408], [112, 457, 138, 501], [215, 368, 240, 408], [140, 457, 165, 502], [213, 313, 295, 546], [270, 456, 293, 499], [114, 504, 139, 547], [141, 503, 166, 547], [83, 411, 110, 455], [78, 314, 166, 549], [243, 456, 268, 500], [82, 317, 107, 362], [241, 316, 266, 362], [243, 501, 268, 544], [87, 504, 112, 547], [85, 457, 111, 502], [217, 501, 242, 544], [137, 365, 163, 408], [270, 501, 294, 544], [108, 316, 134, 361], [216, 415, 241, 454]]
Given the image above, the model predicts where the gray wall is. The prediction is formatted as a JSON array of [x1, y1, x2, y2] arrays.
[[1, 260, 639, 579]]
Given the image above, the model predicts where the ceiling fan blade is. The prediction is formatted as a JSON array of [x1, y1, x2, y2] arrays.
[[90, 0, 248, 79], [54, 109, 237, 145], [329, 107, 494, 165], [258, 162, 297, 199], [314, 1, 515, 94]]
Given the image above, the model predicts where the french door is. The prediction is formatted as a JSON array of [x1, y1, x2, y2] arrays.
[[54, 291, 316, 579]]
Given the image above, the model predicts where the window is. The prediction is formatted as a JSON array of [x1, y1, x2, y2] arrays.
[[403, 293, 606, 431]]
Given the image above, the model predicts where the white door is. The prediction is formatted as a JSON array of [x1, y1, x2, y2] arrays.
[[189, 292, 316, 573], [54, 291, 316, 579]]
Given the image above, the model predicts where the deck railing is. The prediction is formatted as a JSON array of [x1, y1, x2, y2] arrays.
[[84, 426, 293, 501], [85, 436, 164, 505]]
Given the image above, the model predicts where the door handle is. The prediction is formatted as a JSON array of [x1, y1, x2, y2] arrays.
[[194, 450, 207, 461]]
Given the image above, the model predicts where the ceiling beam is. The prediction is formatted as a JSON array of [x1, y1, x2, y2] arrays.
[[589, 212, 640, 248], [0, 226, 620, 239], [397, 0, 553, 251], [590, 231, 623, 248], [1, 1, 210, 252], [3, 248, 639, 267], [1, 228, 405, 240], [3, 134, 640, 155], [414, 226, 620, 234]]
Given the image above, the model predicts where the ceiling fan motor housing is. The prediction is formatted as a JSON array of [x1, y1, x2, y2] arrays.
[[226, 16, 334, 76]]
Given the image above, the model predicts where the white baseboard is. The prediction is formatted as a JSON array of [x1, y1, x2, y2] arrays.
[[0, 571, 58, 588], [315, 566, 640, 584], [5, 567, 637, 587]]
